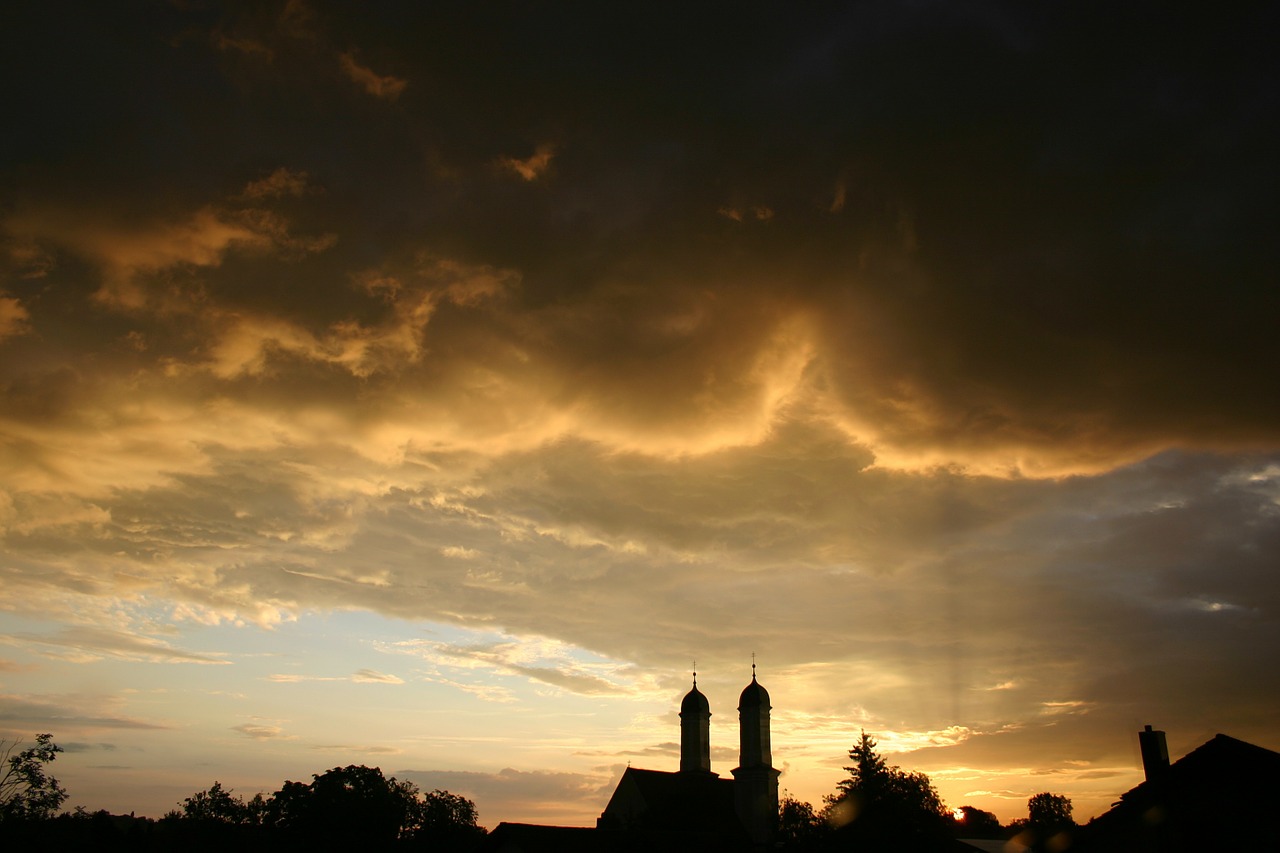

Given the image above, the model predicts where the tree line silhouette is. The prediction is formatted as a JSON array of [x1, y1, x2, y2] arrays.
[[777, 731, 1077, 852], [3, 731, 1081, 851], [0, 734, 482, 851]]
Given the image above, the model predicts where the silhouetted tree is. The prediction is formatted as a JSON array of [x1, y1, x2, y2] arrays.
[[831, 732, 887, 803], [169, 768, 481, 850], [777, 794, 828, 850], [1004, 792, 1075, 852], [5, 806, 159, 850], [824, 731, 951, 851], [1027, 792, 1073, 832], [953, 805, 1002, 838], [245, 791, 269, 825], [264, 778, 312, 832], [406, 786, 485, 847], [180, 780, 254, 823], [254, 765, 481, 846], [304, 764, 409, 842], [0, 733, 67, 821]]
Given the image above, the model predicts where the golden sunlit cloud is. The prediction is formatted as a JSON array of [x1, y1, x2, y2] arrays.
[[377, 632, 667, 700], [829, 177, 847, 213], [278, 0, 317, 40], [1040, 700, 1095, 716], [421, 675, 518, 704], [212, 32, 274, 59], [352, 669, 405, 684], [4, 239, 54, 278], [4, 203, 329, 310], [0, 294, 30, 340], [3, 627, 230, 666], [497, 144, 556, 181], [313, 744, 403, 754], [339, 51, 407, 100], [717, 204, 774, 222], [241, 167, 313, 200], [268, 670, 404, 684], [93, 211, 266, 308], [232, 722, 294, 740]]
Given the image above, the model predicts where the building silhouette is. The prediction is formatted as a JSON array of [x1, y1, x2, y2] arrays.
[[486, 668, 781, 852], [1075, 726, 1280, 852]]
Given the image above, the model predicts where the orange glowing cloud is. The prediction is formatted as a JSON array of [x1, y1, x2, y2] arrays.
[[240, 167, 313, 200], [339, 51, 407, 100], [0, 294, 30, 340], [498, 144, 556, 181]]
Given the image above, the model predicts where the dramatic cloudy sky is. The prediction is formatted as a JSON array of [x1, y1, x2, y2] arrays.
[[2, 0, 1277, 828]]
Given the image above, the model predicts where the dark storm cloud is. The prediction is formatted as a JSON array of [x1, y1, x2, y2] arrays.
[[4, 2, 1275, 468]]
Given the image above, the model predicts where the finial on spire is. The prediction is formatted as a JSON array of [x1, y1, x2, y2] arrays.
[[751, 651, 757, 680], [692, 660, 697, 688]]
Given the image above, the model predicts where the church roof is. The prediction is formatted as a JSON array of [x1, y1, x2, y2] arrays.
[[600, 767, 744, 839], [483, 822, 607, 852]]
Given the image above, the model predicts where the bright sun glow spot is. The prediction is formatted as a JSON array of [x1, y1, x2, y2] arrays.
[[952, 807, 966, 821]]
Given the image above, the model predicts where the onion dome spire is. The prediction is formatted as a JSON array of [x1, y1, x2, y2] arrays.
[[679, 669, 712, 774]]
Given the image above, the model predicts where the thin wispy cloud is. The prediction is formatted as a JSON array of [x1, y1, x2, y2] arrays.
[[268, 669, 404, 685], [380, 632, 658, 698], [0, 694, 170, 730], [2, 628, 229, 666], [352, 668, 404, 684], [232, 722, 294, 741], [339, 52, 407, 100], [0, 294, 30, 340], [497, 144, 555, 181], [313, 743, 402, 754]]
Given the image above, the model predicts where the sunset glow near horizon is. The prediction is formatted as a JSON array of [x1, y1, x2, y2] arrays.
[[2, 1, 1278, 830]]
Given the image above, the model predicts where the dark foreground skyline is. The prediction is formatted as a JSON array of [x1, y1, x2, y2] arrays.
[[1, 0, 1277, 826]]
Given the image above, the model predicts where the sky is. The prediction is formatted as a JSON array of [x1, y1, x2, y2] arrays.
[[1, 0, 1278, 830]]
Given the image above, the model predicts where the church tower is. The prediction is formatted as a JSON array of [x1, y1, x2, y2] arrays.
[[679, 672, 713, 775], [732, 663, 780, 845]]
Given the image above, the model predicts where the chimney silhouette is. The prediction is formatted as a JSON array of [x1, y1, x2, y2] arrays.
[[1138, 725, 1169, 781]]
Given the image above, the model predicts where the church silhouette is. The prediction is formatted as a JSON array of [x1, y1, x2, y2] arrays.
[[485, 667, 781, 851]]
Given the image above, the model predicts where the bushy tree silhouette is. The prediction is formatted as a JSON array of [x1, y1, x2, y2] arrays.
[[408, 787, 484, 846], [180, 781, 254, 824], [953, 805, 1002, 838], [1019, 791, 1074, 851], [263, 778, 311, 832], [0, 733, 67, 821], [1027, 792, 1073, 832], [304, 764, 410, 842], [1006, 792, 1075, 852], [171, 764, 482, 850], [777, 794, 827, 850], [823, 731, 951, 851]]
